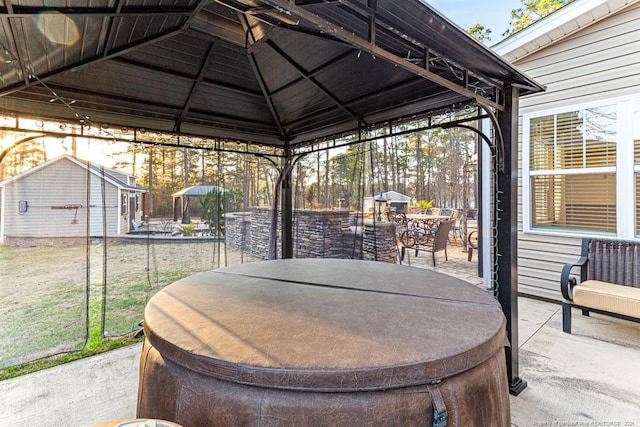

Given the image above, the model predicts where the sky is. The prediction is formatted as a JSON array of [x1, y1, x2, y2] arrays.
[[427, 0, 524, 43]]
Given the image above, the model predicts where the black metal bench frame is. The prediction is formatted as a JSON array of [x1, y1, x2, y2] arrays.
[[561, 237, 640, 334]]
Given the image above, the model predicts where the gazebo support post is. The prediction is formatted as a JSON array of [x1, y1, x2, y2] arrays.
[[476, 110, 484, 278], [496, 85, 527, 396], [281, 173, 293, 259], [181, 196, 190, 225], [281, 153, 294, 259]]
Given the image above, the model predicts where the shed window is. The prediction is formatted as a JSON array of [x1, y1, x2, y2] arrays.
[[18, 200, 28, 214], [528, 105, 617, 233]]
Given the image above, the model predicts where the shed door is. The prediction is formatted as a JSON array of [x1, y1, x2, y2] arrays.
[[128, 195, 136, 231]]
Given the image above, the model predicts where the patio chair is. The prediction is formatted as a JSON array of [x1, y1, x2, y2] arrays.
[[450, 209, 465, 241], [439, 208, 452, 217], [401, 219, 454, 266], [467, 230, 479, 261]]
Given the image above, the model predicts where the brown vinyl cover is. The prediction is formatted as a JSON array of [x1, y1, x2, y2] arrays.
[[142, 259, 506, 391]]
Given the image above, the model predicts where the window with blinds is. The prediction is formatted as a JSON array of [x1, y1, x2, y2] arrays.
[[529, 105, 617, 233], [531, 174, 616, 231]]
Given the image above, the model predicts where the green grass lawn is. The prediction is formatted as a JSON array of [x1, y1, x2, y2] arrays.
[[0, 240, 257, 379]]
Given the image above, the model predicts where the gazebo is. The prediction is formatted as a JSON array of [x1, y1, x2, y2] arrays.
[[0, 0, 544, 394], [172, 184, 225, 224]]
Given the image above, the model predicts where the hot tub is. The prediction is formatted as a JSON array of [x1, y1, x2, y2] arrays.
[[137, 259, 509, 425]]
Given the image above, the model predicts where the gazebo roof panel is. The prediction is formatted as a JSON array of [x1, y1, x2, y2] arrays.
[[127, 33, 215, 76], [189, 85, 277, 125], [274, 87, 341, 126], [198, 46, 263, 93], [52, 61, 195, 110]]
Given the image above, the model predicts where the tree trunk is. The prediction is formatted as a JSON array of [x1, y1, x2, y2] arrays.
[[324, 150, 330, 207], [242, 157, 248, 210], [383, 137, 389, 191], [148, 147, 154, 216], [182, 147, 190, 224]]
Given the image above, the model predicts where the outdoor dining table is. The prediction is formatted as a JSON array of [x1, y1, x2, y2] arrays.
[[405, 213, 451, 222], [137, 258, 510, 426]]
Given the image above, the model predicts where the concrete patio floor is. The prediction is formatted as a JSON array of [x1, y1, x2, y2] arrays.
[[1, 243, 639, 426]]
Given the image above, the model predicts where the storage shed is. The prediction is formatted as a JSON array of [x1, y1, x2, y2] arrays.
[[0, 155, 146, 244], [363, 191, 411, 215]]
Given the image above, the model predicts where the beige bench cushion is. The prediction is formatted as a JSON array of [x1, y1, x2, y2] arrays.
[[573, 280, 640, 319]]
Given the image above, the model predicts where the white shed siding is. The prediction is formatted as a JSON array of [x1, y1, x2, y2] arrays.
[[0, 156, 130, 240], [88, 172, 119, 236], [512, 3, 640, 299], [3, 158, 92, 237]]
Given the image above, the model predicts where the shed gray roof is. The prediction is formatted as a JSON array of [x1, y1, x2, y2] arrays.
[[0, 0, 543, 149], [367, 191, 411, 203], [0, 154, 146, 192]]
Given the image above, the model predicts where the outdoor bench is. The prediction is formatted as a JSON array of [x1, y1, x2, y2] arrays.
[[561, 238, 640, 333]]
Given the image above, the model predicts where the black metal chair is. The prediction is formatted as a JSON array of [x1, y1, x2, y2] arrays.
[[400, 219, 454, 266], [451, 210, 465, 241], [467, 230, 479, 261]]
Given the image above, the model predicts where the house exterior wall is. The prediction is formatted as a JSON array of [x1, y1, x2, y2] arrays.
[[510, 2, 640, 299]]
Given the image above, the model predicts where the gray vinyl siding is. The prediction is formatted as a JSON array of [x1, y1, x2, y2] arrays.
[[512, 3, 640, 299], [517, 3, 640, 111]]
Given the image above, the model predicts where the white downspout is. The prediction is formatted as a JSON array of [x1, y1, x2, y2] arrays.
[[481, 119, 492, 290], [0, 187, 5, 243]]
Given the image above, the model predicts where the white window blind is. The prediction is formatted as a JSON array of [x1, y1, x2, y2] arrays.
[[529, 105, 617, 233]]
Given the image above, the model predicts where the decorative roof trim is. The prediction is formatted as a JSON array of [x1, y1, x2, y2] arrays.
[[492, 0, 640, 62]]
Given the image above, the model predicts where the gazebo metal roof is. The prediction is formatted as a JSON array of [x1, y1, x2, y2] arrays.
[[172, 185, 225, 197], [0, 0, 543, 149]]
